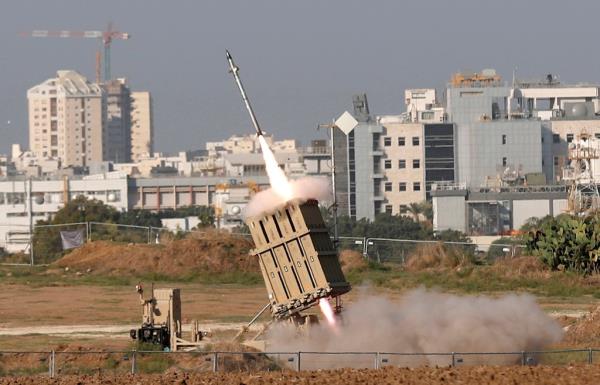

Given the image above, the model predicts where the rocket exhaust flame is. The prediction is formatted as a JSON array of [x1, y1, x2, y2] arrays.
[[319, 298, 337, 327], [258, 135, 293, 201]]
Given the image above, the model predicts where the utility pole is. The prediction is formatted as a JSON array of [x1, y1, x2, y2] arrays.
[[318, 122, 339, 249]]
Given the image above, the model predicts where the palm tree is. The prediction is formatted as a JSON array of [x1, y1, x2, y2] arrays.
[[407, 202, 423, 223]]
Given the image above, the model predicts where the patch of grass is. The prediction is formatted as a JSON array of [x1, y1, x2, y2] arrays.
[[347, 263, 600, 299], [0, 265, 263, 287], [3, 364, 49, 376], [537, 350, 591, 365], [136, 353, 174, 374]]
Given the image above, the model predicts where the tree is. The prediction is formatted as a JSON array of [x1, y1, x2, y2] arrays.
[[33, 196, 122, 263], [406, 202, 423, 222], [197, 206, 215, 228], [420, 201, 433, 222]]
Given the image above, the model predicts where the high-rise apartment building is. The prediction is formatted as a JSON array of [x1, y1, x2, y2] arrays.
[[130, 91, 154, 161], [103, 79, 132, 163], [27, 70, 103, 167]]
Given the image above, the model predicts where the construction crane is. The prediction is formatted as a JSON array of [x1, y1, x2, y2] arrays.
[[20, 23, 129, 83]]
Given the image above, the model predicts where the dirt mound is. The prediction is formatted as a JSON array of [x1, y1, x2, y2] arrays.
[[54, 231, 258, 277], [339, 250, 368, 273], [564, 305, 600, 346], [405, 243, 471, 272]]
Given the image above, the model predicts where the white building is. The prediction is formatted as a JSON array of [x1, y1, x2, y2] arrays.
[[27, 70, 104, 167], [0, 173, 129, 252], [206, 134, 297, 156], [130, 91, 154, 161]]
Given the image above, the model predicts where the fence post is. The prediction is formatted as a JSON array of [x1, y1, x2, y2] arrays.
[[213, 352, 218, 372], [87, 222, 92, 242], [296, 352, 301, 371], [362, 237, 368, 257], [131, 350, 136, 374], [451, 352, 455, 367], [30, 238, 34, 266], [521, 351, 526, 366], [147, 227, 151, 244], [51, 350, 55, 378], [375, 352, 380, 369], [589, 348, 593, 364]]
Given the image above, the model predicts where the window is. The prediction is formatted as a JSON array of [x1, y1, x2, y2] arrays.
[[384, 160, 392, 169], [554, 156, 559, 166], [398, 137, 405, 146], [595, 133, 600, 140], [399, 182, 407, 191], [400, 204, 408, 214], [567, 134, 574, 143], [421, 111, 434, 120], [383, 137, 391, 146], [502, 135, 507, 145], [384, 182, 392, 192], [413, 182, 421, 191], [385, 205, 393, 214], [398, 159, 406, 169], [502, 157, 507, 166], [412, 159, 420, 169], [412, 136, 420, 146]]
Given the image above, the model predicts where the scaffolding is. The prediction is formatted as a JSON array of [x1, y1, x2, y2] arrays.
[[563, 132, 600, 215]]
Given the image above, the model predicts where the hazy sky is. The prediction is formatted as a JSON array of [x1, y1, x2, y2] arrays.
[[1, 0, 599, 154]]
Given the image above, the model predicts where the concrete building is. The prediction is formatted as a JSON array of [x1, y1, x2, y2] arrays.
[[130, 91, 154, 161], [103, 79, 132, 163], [0, 172, 129, 252], [223, 152, 305, 177], [379, 121, 426, 215], [0, 172, 273, 252], [206, 134, 297, 156], [27, 70, 103, 167], [432, 183, 567, 235], [333, 94, 384, 220], [333, 94, 456, 220], [446, 72, 544, 187]]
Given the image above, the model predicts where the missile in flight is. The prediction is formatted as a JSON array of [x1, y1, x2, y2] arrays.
[[226, 50, 264, 137]]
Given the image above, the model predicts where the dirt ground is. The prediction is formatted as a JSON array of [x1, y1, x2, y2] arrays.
[[4, 365, 600, 385], [0, 283, 268, 328]]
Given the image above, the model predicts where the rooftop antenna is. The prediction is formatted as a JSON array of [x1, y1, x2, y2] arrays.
[[512, 66, 517, 87]]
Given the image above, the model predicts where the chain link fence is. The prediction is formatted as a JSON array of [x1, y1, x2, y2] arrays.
[[1, 348, 597, 377], [338, 237, 526, 265], [1, 220, 527, 266]]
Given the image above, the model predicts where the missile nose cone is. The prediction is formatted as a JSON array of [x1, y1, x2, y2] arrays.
[[226, 50, 232, 60]]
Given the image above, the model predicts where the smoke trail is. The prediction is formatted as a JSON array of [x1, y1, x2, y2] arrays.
[[258, 135, 293, 201], [244, 176, 330, 219], [267, 288, 563, 368]]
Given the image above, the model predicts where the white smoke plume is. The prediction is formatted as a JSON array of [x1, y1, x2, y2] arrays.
[[267, 288, 563, 367], [257, 135, 293, 201], [244, 176, 330, 219]]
